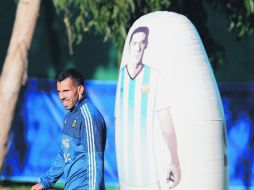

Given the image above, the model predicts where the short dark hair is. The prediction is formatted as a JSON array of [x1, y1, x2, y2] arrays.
[[129, 26, 149, 45], [56, 68, 84, 87]]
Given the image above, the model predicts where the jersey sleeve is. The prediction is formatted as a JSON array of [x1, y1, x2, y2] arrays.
[[39, 148, 64, 189], [80, 103, 106, 190]]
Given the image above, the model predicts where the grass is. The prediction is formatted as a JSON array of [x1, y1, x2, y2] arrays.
[[0, 186, 119, 190], [0, 181, 61, 190], [0, 181, 119, 190]]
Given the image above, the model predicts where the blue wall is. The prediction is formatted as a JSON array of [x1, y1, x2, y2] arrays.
[[220, 83, 254, 189], [0, 79, 253, 189]]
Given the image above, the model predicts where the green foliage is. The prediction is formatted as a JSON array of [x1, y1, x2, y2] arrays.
[[52, 0, 254, 69], [53, 0, 172, 54], [214, 0, 254, 38]]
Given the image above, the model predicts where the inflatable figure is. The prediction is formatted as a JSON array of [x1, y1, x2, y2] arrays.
[[115, 11, 228, 190]]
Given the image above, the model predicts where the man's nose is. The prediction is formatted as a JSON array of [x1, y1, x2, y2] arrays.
[[135, 43, 141, 51], [59, 93, 65, 100]]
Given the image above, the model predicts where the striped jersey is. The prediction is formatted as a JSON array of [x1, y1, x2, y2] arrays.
[[115, 64, 170, 186], [40, 97, 106, 190]]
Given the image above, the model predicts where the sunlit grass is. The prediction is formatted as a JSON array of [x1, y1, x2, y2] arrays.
[[0, 182, 119, 190], [0, 186, 119, 190]]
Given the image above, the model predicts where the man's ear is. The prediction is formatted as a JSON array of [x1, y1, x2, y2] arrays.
[[78, 85, 85, 98]]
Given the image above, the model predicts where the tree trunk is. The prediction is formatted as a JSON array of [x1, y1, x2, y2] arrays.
[[0, 0, 41, 172]]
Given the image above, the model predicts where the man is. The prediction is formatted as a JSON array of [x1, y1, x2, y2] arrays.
[[115, 26, 181, 189], [31, 68, 107, 190]]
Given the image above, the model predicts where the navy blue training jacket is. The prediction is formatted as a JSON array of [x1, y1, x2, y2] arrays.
[[40, 97, 106, 190]]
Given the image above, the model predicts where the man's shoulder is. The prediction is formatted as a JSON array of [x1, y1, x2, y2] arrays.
[[143, 64, 160, 76], [144, 64, 157, 70], [77, 97, 92, 109], [77, 98, 98, 116], [77, 99, 105, 126], [120, 65, 126, 73]]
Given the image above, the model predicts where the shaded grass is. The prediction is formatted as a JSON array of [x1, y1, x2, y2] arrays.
[[0, 181, 119, 190], [0, 181, 61, 190], [0, 186, 119, 190]]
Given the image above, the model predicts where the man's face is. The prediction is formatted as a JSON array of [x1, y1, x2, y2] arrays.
[[57, 77, 80, 110], [129, 31, 147, 65]]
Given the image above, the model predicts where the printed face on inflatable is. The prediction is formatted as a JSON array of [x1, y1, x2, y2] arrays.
[[128, 29, 148, 66]]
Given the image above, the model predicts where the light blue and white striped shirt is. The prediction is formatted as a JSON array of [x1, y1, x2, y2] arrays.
[[115, 65, 170, 186]]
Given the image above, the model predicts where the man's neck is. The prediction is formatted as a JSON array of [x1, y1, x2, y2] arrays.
[[127, 63, 144, 79], [78, 94, 85, 100], [70, 95, 85, 112]]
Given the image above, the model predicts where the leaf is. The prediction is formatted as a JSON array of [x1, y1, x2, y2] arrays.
[[128, 0, 135, 13], [244, 0, 254, 15], [119, 24, 126, 39], [228, 22, 235, 31], [75, 34, 83, 44]]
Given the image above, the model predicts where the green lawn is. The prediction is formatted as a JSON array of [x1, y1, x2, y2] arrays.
[[0, 186, 31, 190], [0, 182, 119, 190], [0, 186, 119, 190]]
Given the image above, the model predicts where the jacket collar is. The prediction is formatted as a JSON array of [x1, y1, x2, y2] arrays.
[[70, 96, 86, 112]]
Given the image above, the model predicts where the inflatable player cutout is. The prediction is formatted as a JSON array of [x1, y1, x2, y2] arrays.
[[115, 11, 228, 190]]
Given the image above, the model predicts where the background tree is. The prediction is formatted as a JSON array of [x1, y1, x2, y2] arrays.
[[0, 0, 41, 172], [52, 0, 171, 57], [217, 0, 254, 38], [53, 0, 254, 68]]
